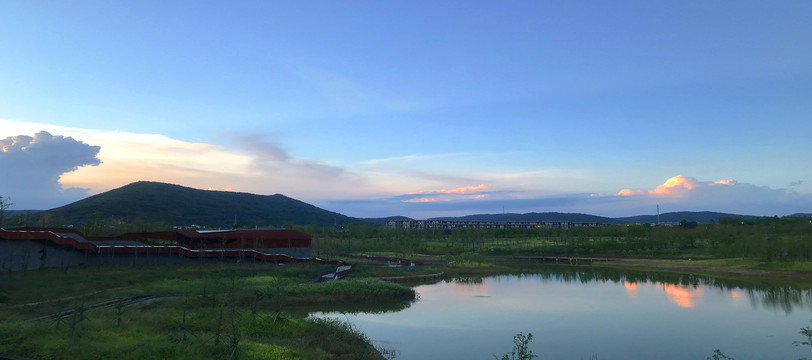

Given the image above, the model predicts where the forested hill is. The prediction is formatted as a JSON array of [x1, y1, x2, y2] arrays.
[[429, 212, 623, 224], [7, 181, 789, 229], [36, 181, 360, 228], [615, 211, 757, 224], [428, 211, 756, 224]]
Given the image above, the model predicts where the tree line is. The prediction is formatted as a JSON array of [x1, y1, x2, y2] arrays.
[[304, 216, 812, 262], [3, 195, 809, 263]]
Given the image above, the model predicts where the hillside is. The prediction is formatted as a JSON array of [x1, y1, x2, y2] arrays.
[[615, 211, 756, 224], [38, 181, 360, 228], [11, 182, 794, 229], [430, 212, 624, 224], [429, 211, 757, 224], [3, 210, 41, 218]]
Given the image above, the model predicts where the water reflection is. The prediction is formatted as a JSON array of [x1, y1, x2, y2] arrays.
[[442, 267, 811, 314], [317, 267, 812, 360]]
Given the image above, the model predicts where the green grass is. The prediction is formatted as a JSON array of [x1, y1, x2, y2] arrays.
[[1, 252, 808, 360], [0, 263, 414, 360], [0, 306, 383, 360], [690, 258, 812, 272], [284, 278, 414, 303]]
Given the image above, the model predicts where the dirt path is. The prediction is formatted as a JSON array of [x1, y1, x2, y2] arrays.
[[10, 286, 131, 309], [25, 294, 177, 322]]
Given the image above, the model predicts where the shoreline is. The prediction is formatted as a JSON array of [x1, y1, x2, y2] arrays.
[[582, 259, 812, 286], [411, 255, 812, 286]]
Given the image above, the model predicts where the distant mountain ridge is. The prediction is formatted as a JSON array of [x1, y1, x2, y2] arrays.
[[361, 216, 414, 226], [426, 211, 758, 224], [6, 181, 806, 228], [33, 181, 359, 227], [614, 211, 758, 224], [428, 212, 624, 224], [3, 210, 41, 217]]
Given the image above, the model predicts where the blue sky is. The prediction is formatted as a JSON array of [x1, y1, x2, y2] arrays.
[[1, 1, 810, 218]]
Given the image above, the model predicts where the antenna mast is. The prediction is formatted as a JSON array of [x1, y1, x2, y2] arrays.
[[657, 204, 660, 225]]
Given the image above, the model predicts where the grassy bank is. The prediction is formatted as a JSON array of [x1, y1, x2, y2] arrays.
[[1, 254, 809, 360], [0, 263, 415, 360]]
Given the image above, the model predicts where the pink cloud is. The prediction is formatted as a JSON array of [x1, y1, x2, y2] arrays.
[[648, 175, 696, 196], [401, 184, 489, 203], [616, 175, 734, 198], [403, 197, 436, 203], [438, 184, 487, 194], [617, 189, 643, 196], [713, 179, 735, 185]]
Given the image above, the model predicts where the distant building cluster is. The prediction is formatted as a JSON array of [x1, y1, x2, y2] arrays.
[[384, 220, 602, 230]]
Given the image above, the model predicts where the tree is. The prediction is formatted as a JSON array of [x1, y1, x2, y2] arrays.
[[794, 319, 812, 349], [0, 195, 13, 227], [495, 332, 538, 360], [706, 349, 735, 360]]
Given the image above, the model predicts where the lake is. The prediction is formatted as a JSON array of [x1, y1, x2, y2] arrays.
[[315, 267, 812, 359]]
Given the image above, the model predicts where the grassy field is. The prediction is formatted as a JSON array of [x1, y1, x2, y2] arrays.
[[0, 263, 416, 360], [1, 252, 809, 360], [310, 216, 812, 263]]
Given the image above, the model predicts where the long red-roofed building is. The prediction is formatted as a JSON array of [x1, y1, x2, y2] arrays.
[[0, 227, 328, 271]]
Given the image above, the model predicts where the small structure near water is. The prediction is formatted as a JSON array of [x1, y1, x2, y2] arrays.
[[318, 265, 353, 281]]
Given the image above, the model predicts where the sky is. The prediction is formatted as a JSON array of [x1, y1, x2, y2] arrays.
[[1, 1, 810, 219]]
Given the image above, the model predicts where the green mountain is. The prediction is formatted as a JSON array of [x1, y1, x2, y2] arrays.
[[4, 210, 41, 217], [11, 182, 798, 228], [37, 181, 359, 227], [429, 212, 624, 224], [615, 211, 755, 224], [430, 211, 757, 224]]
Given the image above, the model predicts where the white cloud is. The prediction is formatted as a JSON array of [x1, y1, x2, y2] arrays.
[[0, 131, 100, 208], [0, 120, 375, 207]]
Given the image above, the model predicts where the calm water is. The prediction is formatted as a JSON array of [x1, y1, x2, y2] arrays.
[[316, 268, 812, 359]]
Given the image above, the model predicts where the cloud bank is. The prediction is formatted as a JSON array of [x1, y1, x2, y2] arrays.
[[330, 175, 811, 218], [399, 184, 492, 203], [611, 175, 811, 216], [1, 120, 808, 218], [0, 131, 100, 209], [0, 121, 372, 209]]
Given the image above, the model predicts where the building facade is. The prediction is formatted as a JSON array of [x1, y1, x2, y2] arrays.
[[384, 220, 601, 230]]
